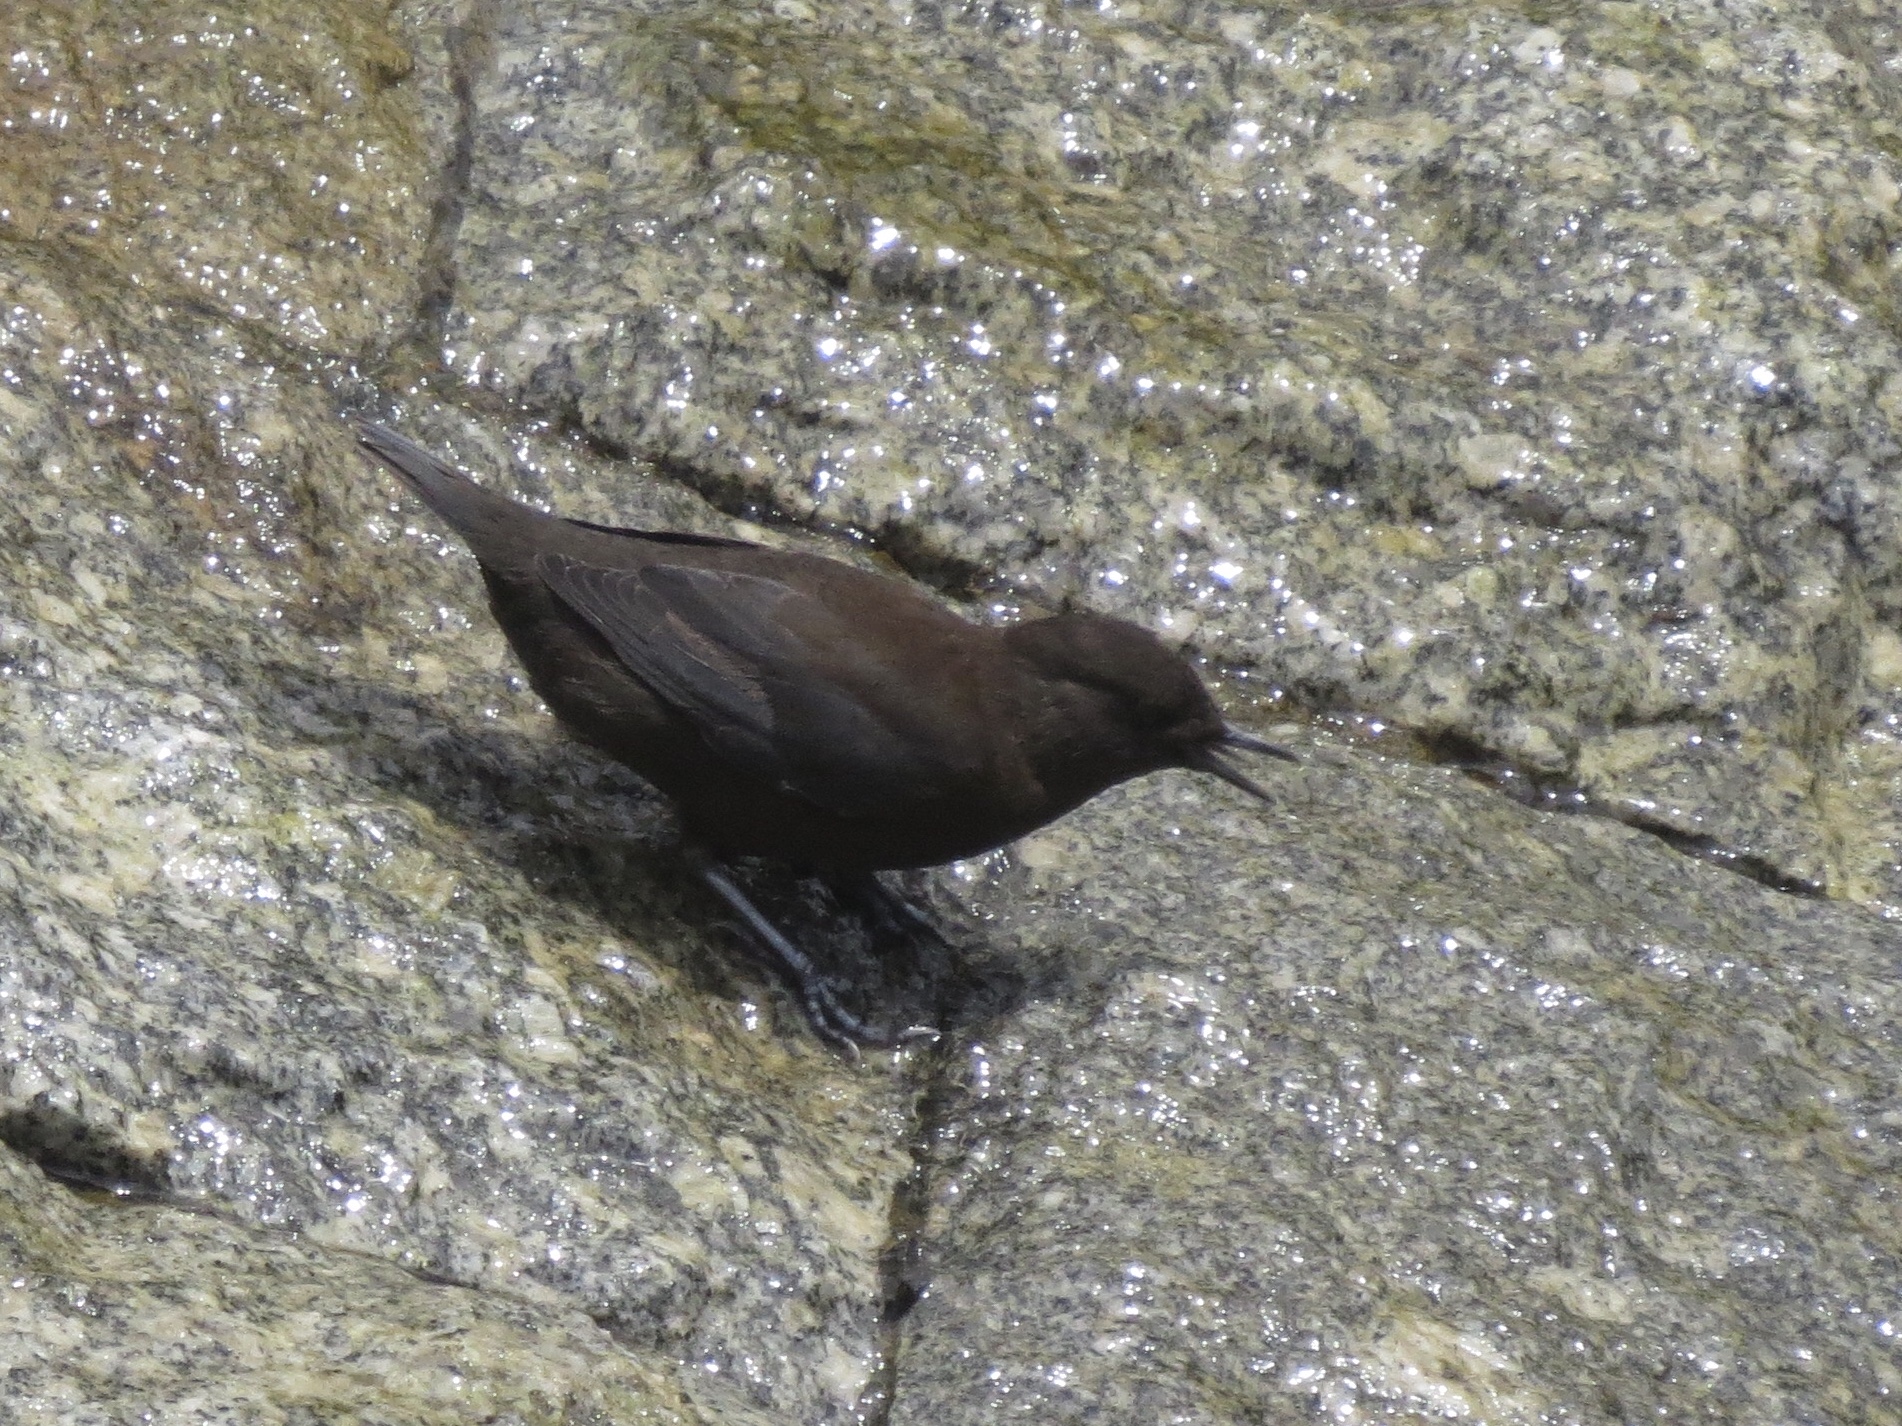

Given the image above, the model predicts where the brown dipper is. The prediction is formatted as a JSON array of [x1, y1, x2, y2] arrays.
[[357, 423, 1293, 1047]]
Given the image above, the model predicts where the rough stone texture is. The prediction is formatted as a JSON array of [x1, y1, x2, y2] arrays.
[[1, 0, 1900, 1422], [437, 0, 1902, 911], [890, 760, 1902, 1423], [0, 1143, 696, 1424], [1, 6, 914, 1423]]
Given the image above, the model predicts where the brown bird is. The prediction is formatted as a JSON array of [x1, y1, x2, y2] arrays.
[[357, 423, 1293, 1047]]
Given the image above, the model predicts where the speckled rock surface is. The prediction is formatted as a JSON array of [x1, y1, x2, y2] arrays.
[[0, 1143, 695, 1423], [435, 0, 1902, 911], [2, 0, 1900, 1422], [1, 6, 914, 1423], [890, 759, 1902, 1423], [0, 305, 912, 1424]]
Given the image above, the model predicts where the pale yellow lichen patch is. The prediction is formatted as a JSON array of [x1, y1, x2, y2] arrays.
[[775, 1153, 883, 1262], [1012, 831, 1074, 877], [1457, 433, 1533, 489], [368, 846, 462, 914], [502, 993, 581, 1066], [1368, 524, 1442, 561], [1865, 627, 1902, 692], [1353, 1309, 1547, 1422], [812, 1336, 878, 1411], [668, 1156, 750, 1216], [122, 1111, 177, 1161], [1576, 726, 1692, 784], [1529, 1265, 1637, 1324]]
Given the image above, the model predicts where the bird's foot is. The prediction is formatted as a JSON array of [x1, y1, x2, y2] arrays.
[[687, 849, 938, 1052], [830, 871, 946, 949]]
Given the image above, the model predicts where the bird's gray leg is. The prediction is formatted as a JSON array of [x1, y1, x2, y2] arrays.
[[683, 846, 890, 1054], [830, 871, 944, 946]]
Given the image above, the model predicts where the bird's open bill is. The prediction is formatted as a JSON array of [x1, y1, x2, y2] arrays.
[[1198, 723, 1299, 803]]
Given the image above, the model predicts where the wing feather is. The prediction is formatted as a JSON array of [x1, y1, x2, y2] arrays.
[[536, 552, 961, 816]]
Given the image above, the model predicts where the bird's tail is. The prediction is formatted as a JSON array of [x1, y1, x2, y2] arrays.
[[357, 423, 552, 564]]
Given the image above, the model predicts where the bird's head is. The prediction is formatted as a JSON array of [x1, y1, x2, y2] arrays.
[[1003, 612, 1295, 801]]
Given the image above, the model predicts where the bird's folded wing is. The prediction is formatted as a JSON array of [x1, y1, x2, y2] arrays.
[[536, 553, 964, 817]]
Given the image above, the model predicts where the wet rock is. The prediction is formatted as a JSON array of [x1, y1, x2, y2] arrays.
[[890, 759, 1902, 1422], [1, 1, 1898, 1423]]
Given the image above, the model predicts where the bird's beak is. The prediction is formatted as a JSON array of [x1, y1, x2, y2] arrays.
[[1221, 723, 1299, 764], [1193, 724, 1298, 805], [1197, 750, 1275, 803]]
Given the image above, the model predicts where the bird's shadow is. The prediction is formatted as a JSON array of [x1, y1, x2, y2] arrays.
[[262, 661, 1032, 1046]]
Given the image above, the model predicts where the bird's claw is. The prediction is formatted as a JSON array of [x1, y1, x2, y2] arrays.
[[691, 848, 940, 1054]]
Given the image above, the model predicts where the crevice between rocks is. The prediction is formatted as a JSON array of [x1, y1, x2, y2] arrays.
[[448, 405, 1841, 907], [551, 407, 1002, 607], [410, 0, 498, 362], [1412, 727, 1828, 898], [857, 1037, 965, 1426], [0, 1105, 171, 1201]]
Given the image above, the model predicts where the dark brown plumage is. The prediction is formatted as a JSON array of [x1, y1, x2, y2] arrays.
[[357, 423, 1292, 1046]]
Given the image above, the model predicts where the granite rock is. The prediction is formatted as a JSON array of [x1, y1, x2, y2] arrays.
[[1, 1, 1898, 1423], [435, 0, 1902, 909], [890, 757, 1902, 1422], [0, 1141, 697, 1424]]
